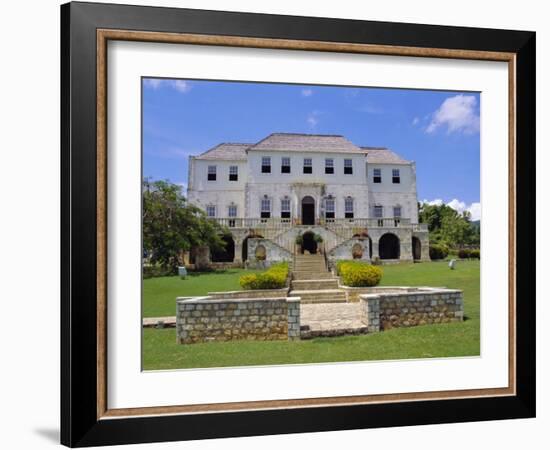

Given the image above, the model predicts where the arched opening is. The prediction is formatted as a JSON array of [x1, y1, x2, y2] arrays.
[[302, 231, 318, 254], [379, 233, 400, 260], [211, 234, 235, 262], [412, 236, 421, 260], [301, 196, 315, 225]]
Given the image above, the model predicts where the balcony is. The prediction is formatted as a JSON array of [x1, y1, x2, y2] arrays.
[[211, 217, 428, 231]]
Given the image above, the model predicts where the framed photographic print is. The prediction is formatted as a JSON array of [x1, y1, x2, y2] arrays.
[[61, 1, 536, 447]]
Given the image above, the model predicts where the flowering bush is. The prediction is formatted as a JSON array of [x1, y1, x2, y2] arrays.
[[239, 262, 289, 290], [337, 261, 383, 287]]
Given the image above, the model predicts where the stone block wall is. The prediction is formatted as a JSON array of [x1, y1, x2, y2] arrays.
[[176, 296, 300, 344], [360, 288, 464, 331], [208, 288, 289, 300], [246, 238, 293, 269]]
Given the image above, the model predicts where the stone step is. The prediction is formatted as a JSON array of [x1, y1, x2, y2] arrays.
[[292, 271, 334, 280], [289, 289, 347, 304], [293, 265, 327, 271], [291, 279, 339, 290]]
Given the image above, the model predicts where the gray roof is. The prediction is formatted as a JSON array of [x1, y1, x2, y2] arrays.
[[249, 133, 365, 154], [195, 143, 251, 161], [193, 134, 409, 163], [361, 147, 410, 164]]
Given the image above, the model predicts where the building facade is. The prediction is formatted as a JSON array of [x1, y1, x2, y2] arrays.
[[187, 133, 429, 266]]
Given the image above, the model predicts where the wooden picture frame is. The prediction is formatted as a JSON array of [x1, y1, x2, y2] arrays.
[[61, 1, 535, 447]]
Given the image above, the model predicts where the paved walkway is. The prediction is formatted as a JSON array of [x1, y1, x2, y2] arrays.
[[300, 303, 368, 338], [142, 316, 176, 328]]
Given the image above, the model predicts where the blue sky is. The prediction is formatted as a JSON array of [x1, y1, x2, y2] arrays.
[[143, 78, 481, 220]]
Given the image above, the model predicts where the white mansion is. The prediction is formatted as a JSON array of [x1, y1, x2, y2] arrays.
[[187, 133, 429, 266]]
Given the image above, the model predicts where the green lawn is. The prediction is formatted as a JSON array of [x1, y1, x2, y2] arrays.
[[143, 268, 261, 318], [142, 260, 480, 370]]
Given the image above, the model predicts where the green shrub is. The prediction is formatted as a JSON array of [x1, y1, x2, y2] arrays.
[[457, 248, 480, 259], [239, 262, 289, 290], [337, 261, 383, 287], [314, 233, 323, 243], [143, 264, 176, 279], [429, 244, 449, 260], [295, 235, 303, 245]]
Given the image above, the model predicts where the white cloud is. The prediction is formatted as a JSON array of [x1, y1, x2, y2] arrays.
[[143, 78, 192, 93], [306, 111, 322, 128], [422, 198, 443, 206], [422, 198, 481, 221], [143, 78, 163, 89], [412, 117, 420, 126], [426, 94, 480, 135], [172, 80, 191, 93], [301, 88, 313, 97]]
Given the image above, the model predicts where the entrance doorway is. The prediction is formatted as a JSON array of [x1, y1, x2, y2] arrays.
[[301, 196, 315, 225], [302, 231, 318, 254]]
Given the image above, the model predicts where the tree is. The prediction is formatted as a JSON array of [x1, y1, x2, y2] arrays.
[[142, 178, 227, 271], [419, 202, 480, 248]]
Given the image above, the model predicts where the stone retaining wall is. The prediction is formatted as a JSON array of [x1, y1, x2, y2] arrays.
[[176, 296, 300, 344], [208, 288, 289, 299], [340, 285, 419, 303], [359, 287, 463, 332]]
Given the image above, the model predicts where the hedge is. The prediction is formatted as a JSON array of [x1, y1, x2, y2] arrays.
[[458, 248, 480, 259], [239, 262, 289, 290], [429, 244, 449, 260], [336, 261, 383, 287]]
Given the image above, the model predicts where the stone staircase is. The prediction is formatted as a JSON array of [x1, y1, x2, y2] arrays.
[[289, 254, 346, 304]]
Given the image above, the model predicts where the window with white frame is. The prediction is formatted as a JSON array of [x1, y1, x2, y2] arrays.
[[303, 158, 312, 174], [261, 156, 271, 173], [281, 157, 291, 173], [344, 197, 354, 219], [206, 205, 216, 217], [207, 165, 217, 181], [344, 158, 353, 175], [392, 168, 400, 184], [373, 168, 381, 183], [325, 158, 334, 174], [229, 165, 238, 181], [261, 197, 271, 219], [325, 197, 335, 219], [374, 205, 383, 218], [281, 197, 291, 219]]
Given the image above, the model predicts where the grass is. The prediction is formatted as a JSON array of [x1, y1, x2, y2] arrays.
[[142, 259, 480, 370], [142, 268, 261, 318]]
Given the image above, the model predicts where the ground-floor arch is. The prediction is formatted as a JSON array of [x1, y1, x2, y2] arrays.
[[301, 231, 318, 254], [211, 234, 235, 262], [379, 233, 400, 259]]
